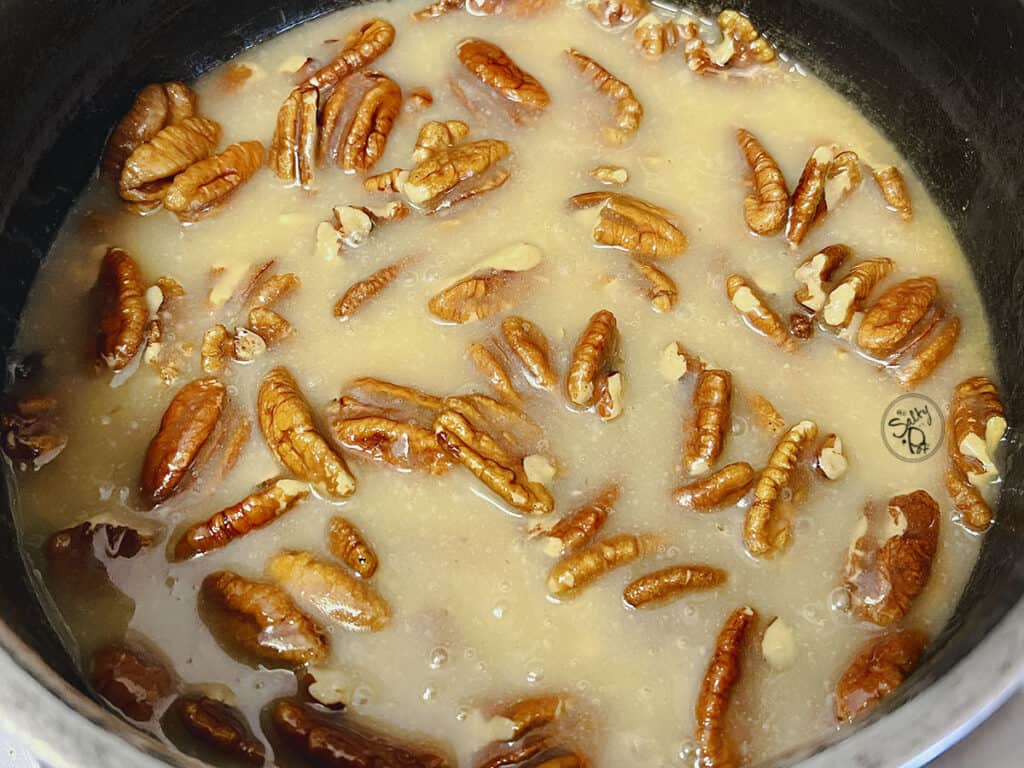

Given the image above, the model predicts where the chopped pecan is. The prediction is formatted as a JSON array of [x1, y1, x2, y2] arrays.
[[587, 0, 648, 29], [872, 165, 912, 221], [589, 164, 629, 185], [566, 49, 643, 145], [566, 309, 623, 420], [119, 116, 220, 205], [744, 420, 818, 557], [173, 478, 309, 560], [90, 642, 174, 722], [320, 71, 401, 172], [826, 150, 863, 210], [164, 141, 264, 222], [328, 516, 379, 578], [502, 315, 557, 390], [624, 564, 727, 608], [219, 62, 256, 92], [407, 86, 434, 111], [893, 316, 960, 390], [334, 258, 406, 319], [786, 146, 833, 248], [429, 242, 542, 323], [456, 38, 550, 119], [794, 244, 851, 312], [834, 629, 927, 722], [659, 341, 705, 381], [141, 377, 227, 506], [821, 257, 895, 328], [269, 86, 319, 186], [750, 393, 784, 435], [414, 120, 471, 162], [1, 394, 66, 470], [102, 82, 197, 179], [632, 259, 678, 312], [694, 606, 757, 768], [857, 277, 940, 359], [547, 533, 658, 598], [843, 490, 939, 626], [538, 485, 618, 556], [674, 462, 754, 510], [301, 19, 396, 92], [946, 377, 1005, 531], [94, 247, 148, 372], [404, 138, 511, 212], [175, 696, 265, 765], [259, 367, 355, 498], [469, 342, 521, 403], [816, 434, 848, 480], [789, 311, 813, 340], [683, 370, 732, 477], [725, 274, 795, 351], [737, 128, 789, 236], [569, 191, 686, 258], [634, 13, 684, 58], [201, 324, 232, 374], [267, 550, 391, 632], [364, 167, 409, 193]]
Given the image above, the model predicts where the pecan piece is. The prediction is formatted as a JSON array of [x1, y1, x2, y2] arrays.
[[173, 478, 309, 560], [201, 324, 232, 374], [90, 642, 174, 722], [269, 86, 318, 186], [794, 244, 850, 312], [469, 342, 521, 403], [498, 694, 566, 740], [945, 377, 1005, 530], [569, 191, 686, 258], [301, 19, 396, 92], [674, 462, 754, 510], [258, 367, 356, 498], [248, 307, 292, 344], [320, 71, 401, 172], [364, 167, 409, 193], [834, 629, 927, 722], [404, 138, 511, 212], [328, 516, 379, 578], [95, 246, 148, 372], [46, 520, 151, 585], [634, 13, 684, 58], [737, 128, 789, 236], [566, 309, 623, 420], [566, 49, 643, 145], [685, 11, 775, 74], [821, 257, 895, 328], [119, 116, 220, 205], [872, 165, 912, 220], [457, 38, 550, 117], [334, 257, 406, 319], [682, 370, 732, 477], [102, 82, 197, 179], [857, 277, 940, 359], [407, 86, 434, 110], [749, 393, 784, 435], [502, 315, 557, 390], [267, 550, 390, 632], [725, 274, 795, 351], [632, 258, 678, 312], [141, 377, 227, 506], [587, 0, 648, 29], [429, 242, 542, 323], [694, 606, 757, 768], [547, 533, 658, 598], [174, 696, 265, 765], [589, 164, 629, 185], [624, 564, 726, 608], [164, 141, 264, 222], [816, 434, 848, 480], [893, 316, 960, 390], [744, 420, 818, 557], [538, 485, 618, 556], [786, 146, 833, 248], [414, 120, 471, 162], [826, 150, 863, 210], [843, 491, 939, 626]]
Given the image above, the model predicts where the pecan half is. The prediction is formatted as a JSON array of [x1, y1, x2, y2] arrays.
[[786, 146, 833, 248], [821, 257, 895, 328], [175, 696, 265, 765], [624, 564, 726, 608], [816, 434, 848, 480], [744, 420, 817, 557], [872, 165, 912, 220], [566, 309, 623, 420], [674, 462, 754, 510], [90, 642, 174, 722], [683, 370, 732, 477], [794, 244, 850, 312], [269, 86, 318, 186], [102, 82, 197, 179], [456, 38, 550, 118], [334, 258, 407, 319], [566, 49, 643, 145], [632, 258, 678, 312], [141, 377, 227, 506], [328, 516, 379, 578], [267, 550, 390, 632], [95, 247, 149, 372], [737, 128, 789, 236], [119, 116, 220, 205], [301, 19, 396, 92], [414, 120, 471, 162], [502, 315, 557, 390], [547, 533, 658, 598], [893, 316, 960, 390], [569, 191, 686, 258], [164, 141, 264, 222], [694, 606, 757, 768], [834, 629, 927, 722], [428, 242, 542, 323], [945, 376, 1005, 531], [857, 277, 940, 359], [685, 11, 775, 74], [725, 274, 794, 351], [404, 138, 511, 212], [173, 478, 309, 560], [634, 13, 684, 58], [470, 342, 521, 403], [538, 485, 618, 556], [258, 367, 356, 498], [750, 393, 784, 435], [248, 307, 293, 344], [320, 71, 401, 172], [587, 0, 648, 29]]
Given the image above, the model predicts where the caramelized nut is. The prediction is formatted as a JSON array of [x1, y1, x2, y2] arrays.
[[90, 642, 174, 721], [683, 370, 732, 477], [794, 244, 851, 312], [457, 38, 550, 115], [570, 191, 686, 258], [786, 146, 833, 248], [175, 696, 265, 765], [320, 71, 402, 172], [429, 243, 542, 323], [674, 462, 754, 510], [328, 516, 379, 578], [119, 116, 220, 206], [269, 86, 319, 186], [566, 49, 643, 145], [301, 19, 396, 92], [164, 141, 265, 222], [102, 82, 197, 179], [725, 274, 794, 351], [624, 564, 726, 608], [95, 247, 149, 372], [872, 165, 912, 220], [834, 629, 927, 721], [737, 129, 789, 236], [547, 533, 659, 598], [821, 257, 894, 328], [632, 259, 678, 311], [539, 485, 618, 556], [566, 309, 623, 420], [334, 258, 406, 319]]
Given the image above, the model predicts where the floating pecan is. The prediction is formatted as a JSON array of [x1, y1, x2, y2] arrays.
[[825, 150, 863, 209], [725, 274, 794, 351], [94, 247, 149, 372], [201, 324, 232, 374], [502, 315, 557, 390], [258, 367, 356, 498], [102, 82, 197, 179], [632, 259, 677, 312], [589, 164, 629, 185], [328, 516, 379, 578], [750, 393, 784, 435], [1, 394, 67, 470], [843, 491, 939, 626], [173, 478, 309, 560], [816, 433, 848, 480], [634, 13, 684, 58], [821, 257, 894, 328], [857, 277, 940, 359], [794, 244, 850, 312], [786, 146, 833, 248], [320, 71, 401, 172], [46, 520, 151, 586], [624, 564, 726, 608], [200, 570, 328, 666], [538, 485, 618, 556], [872, 165, 912, 221], [569, 191, 686, 258], [456, 38, 550, 119], [737, 128, 789, 236], [682, 370, 732, 477], [141, 377, 227, 506], [174, 696, 265, 765], [119, 116, 220, 205], [694, 606, 757, 768], [566, 49, 643, 145], [90, 642, 174, 722], [267, 550, 390, 632], [428, 242, 542, 323], [945, 376, 1005, 531], [334, 257, 407, 319], [164, 141, 264, 222], [893, 315, 960, 390], [269, 86, 318, 186], [744, 420, 817, 557], [469, 342, 521, 403], [674, 462, 754, 511], [566, 309, 623, 420], [248, 307, 292, 344], [834, 629, 927, 722], [547, 533, 658, 598], [404, 138, 511, 212], [587, 0, 648, 29], [302, 19, 396, 92], [414, 120, 471, 162]]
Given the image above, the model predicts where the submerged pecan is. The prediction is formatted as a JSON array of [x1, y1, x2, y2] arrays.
[[893, 316, 960, 390], [119, 116, 220, 206], [834, 629, 927, 722], [821, 257, 895, 328], [816, 433, 848, 480], [570, 191, 686, 258], [258, 367, 356, 498], [826, 150, 863, 210], [175, 696, 265, 765], [750, 393, 785, 435], [456, 38, 550, 119], [414, 120, 471, 162], [301, 19, 396, 92], [1, 394, 67, 471], [502, 315, 557, 390], [786, 146, 833, 248], [269, 86, 319, 186], [429, 242, 542, 323], [725, 274, 794, 351], [320, 71, 401, 172], [634, 13, 685, 58], [328, 516, 379, 578], [624, 564, 726, 608], [334, 257, 407, 319], [737, 128, 789, 236], [102, 82, 197, 179], [946, 376, 1005, 532], [674, 462, 754, 511], [538, 485, 617, 557], [46, 520, 151, 586], [90, 642, 174, 722], [685, 10, 775, 75], [469, 342, 521, 403], [794, 244, 850, 312], [587, 0, 648, 29], [547, 533, 658, 598], [141, 377, 227, 506], [566, 49, 643, 145], [857, 277, 940, 359], [403, 138, 511, 212], [95, 247, 149, 372], [683, 370, 732, 477], [632, 259, 678, 312], [164, 141, 264, 222], [566, 309, 623, 420], [872, 165, 912, 221]]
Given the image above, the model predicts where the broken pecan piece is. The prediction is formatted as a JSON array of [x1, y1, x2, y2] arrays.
[[624, 564, 726, 608], [469, 341, 521, 403], [175, 696, 265, 765], [538, 485, 618, 557], [737, 128, 789, 236], [685, 10, 775, 74], [945, 376, 1005, 531], [674, 462, 754, 510], [404, 138, 511, 212], [826, 150, 863, 210], [164, 141, 264, 222], [547, 533, 658, 598], [633, 13, 684, 58], [834, 629, 927, 722], [786, 146, 833, 248], [570, 191, 686, 258], [328, 516, 379, 578], [201, 324, 232, 374], [894, 316, 960, 390], [794, 244, 850, 312], [90, 642, 174, 722], [301, 18, 396, 92], [682, 370, 732, 477], [428, 242, 542, 323], [258, 367, 356, 498], [334, 257, 406, 319], [816, 434, 848, 480], [857, 277, 940, 359], [566, 49, 643, 144], [566, 309, 624, 420], [457, 38, 550, 117], [94, 247, 148, 372], [320, 71, 401, 172], [414, 120, 471, 162], [102, 82, 197, 179], [821, 257, 895, 328], [587, 0, 648, 29], [269, 86, 318, 186], [119, 116, 220, 206], [632, 258, 678, 312], [1, 394, 67, 471], [750, 393, 784, 435], [502, 315, 557, 390], [872, 165, 912, 221], [725, 274, 795, 351], [267, 550, 391, 632]]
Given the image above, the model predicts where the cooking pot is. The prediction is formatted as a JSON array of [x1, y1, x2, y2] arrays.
[[0, 0, 1021, 765]]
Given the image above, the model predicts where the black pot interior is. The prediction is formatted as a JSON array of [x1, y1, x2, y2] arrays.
[[0, 0, 1021, 764]]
